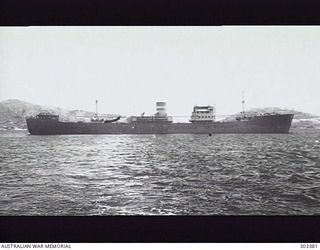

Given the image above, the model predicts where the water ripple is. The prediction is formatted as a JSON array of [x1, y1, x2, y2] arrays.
[[0, 130, 320, 215]]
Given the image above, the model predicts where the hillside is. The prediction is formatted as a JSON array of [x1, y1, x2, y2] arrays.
[[241, 107, 318, 119], [223, 107, 320, 129], [244, 108, 320, 129], [0, 99, 97, 129], [0, 99, 319, 130]]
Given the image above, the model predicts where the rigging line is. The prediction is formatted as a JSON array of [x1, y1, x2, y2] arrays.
[[75, 114, 243, 118], [170, 115, 243, 117]]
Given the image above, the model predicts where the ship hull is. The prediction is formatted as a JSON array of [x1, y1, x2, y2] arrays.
[[26, 114, 294, 135]]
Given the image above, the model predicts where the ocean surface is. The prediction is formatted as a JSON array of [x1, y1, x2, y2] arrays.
[[0, 129, 320, 215]]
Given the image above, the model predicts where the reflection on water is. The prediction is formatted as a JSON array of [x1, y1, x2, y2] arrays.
[[0, 130, 320, 215]]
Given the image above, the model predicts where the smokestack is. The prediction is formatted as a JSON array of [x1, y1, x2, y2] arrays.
[[156, 102, 167, 117]]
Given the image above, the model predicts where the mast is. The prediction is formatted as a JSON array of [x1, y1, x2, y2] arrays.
[[95, 100, 98, 118], [241, 91, 245, 115]]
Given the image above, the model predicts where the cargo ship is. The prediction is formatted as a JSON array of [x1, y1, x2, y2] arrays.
[[26, 101, 294, 135]]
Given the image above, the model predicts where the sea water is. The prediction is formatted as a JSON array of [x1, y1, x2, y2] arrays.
[[0, 129, 319, 215]]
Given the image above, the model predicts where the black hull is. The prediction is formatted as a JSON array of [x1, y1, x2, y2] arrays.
[[26, 114, 294, 135]]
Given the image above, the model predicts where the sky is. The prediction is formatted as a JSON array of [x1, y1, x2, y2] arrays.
[[1, 26, 320, 118]]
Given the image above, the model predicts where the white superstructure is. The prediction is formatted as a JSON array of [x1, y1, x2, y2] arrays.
[[155, 102, 167, 117], [190, 105, 215, 122], [127, 102, 172, 123]]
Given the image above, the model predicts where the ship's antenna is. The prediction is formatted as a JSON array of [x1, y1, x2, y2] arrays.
[[242, 91, 245, 114], [95, 99, 98, 118]]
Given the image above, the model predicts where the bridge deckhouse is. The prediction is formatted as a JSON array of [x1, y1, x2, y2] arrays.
[[190, 105, 215, 122]]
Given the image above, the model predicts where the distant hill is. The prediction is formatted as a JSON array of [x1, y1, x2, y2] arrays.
[[241, 107, 318, 119], [0, 99, 319, 130], [243, 108, 320, 129], [0, 99, 107, 130], [221, 107, 320, 129]]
